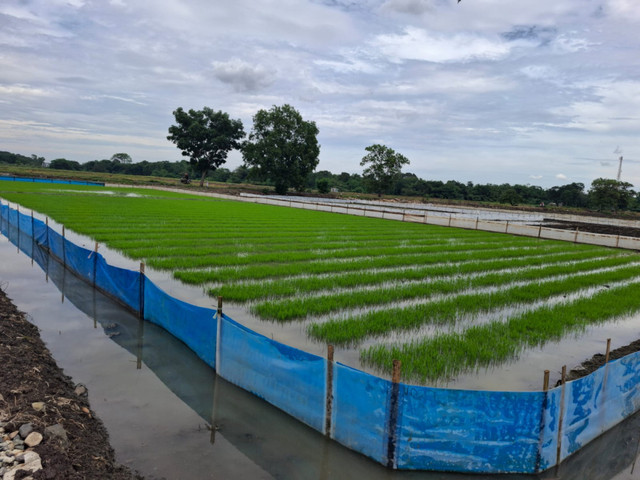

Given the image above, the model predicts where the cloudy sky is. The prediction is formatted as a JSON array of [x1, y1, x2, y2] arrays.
[[1, 0, 639, 188]]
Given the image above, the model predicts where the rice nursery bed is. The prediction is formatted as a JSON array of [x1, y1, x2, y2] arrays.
[[2, 181, 640, 385]]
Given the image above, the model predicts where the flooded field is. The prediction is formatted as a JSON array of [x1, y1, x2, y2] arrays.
[[3, 228, 640, 479]]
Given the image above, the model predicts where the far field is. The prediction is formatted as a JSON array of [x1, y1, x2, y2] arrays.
[[2, 181, 640, 383]]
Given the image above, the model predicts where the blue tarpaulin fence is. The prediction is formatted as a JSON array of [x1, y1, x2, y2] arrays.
[[0, 175, 104, 186], [2, 201, 640, 474]]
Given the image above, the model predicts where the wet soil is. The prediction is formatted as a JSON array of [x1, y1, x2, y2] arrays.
[[559, 339, 640, 386], [0, 287, 141, 480], [541, 219, 640, 238]]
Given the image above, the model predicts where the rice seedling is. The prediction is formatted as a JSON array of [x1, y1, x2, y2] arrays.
[[3, 180, 637, 384], [308, 264, 640, 343], [362, 280, 640, 382]]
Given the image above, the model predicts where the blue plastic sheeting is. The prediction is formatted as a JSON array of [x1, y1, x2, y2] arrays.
[[18, 211, 33, 237], [31, 240, 49, 273], [47, 228, 65, 261], [331, 363, 392, 465], [218, 314, 326, 432], [397, 385, 545, 473], [94, 255, 141, 312], [9, 208, 18, 232], [605, 352, 640, 423], [33, 219, 48, 248], [560, 351, 640, 463], [0, 175, 104, 186], [63, 238, 96, 285], [144, 279, 216, 369], [17, 233, 33, 258], [538, 388, 561, 471]]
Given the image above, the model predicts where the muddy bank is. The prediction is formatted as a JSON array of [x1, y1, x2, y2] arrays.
[[0, 287, 140, 480], [559, 339, 640, 386], [541, 219, 640, 238]]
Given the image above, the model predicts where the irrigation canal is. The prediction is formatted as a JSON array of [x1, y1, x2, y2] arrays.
[[1, 231, 640, 479]]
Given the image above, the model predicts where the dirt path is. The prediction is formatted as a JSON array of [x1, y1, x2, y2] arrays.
[[0, 287, 141, 480]]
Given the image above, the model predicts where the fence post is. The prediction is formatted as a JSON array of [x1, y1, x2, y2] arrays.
[[139, 262, 145, 320], [556, 365, 567, 468], [386, 359, 402, 469], [216, 296, 223, 373], [535, 369, 551, 472], [92, 242, 99, 287], [543, 370, 550, 391], [136, 309, 144, 370], [62, 225, 66, 267], [325, 345, 334, 437]]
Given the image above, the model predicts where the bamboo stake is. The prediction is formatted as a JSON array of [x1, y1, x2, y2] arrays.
[[386, 359, 402, 468], [325, 345, 335, 437], [556, 366, 567, 467]]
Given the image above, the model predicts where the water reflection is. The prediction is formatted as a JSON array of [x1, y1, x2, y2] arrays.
[[1, 225, 639, 479]]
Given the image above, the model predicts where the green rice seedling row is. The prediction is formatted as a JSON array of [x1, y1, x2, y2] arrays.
[[2, 181, 639, 385], [362, 280, 640, 382], [252, 256, 640, 321], [215, 250, 627, 302], [307, 264, 640, 344]]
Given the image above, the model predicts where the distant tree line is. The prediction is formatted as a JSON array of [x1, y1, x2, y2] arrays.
[[2, 148, 637, 211], [0, 151, 45, 167]]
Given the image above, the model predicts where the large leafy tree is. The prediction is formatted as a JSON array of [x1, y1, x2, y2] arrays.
[[242, 104, 320, 194], [110, 152, 132, 164], [588, 178, 636, 211], [167, 107, 245, 186], [360, 144, 410, 197]]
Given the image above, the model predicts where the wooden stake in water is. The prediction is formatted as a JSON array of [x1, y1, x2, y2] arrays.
[[543, 370, 550, 391], [325, 344, 335, 437], [605, 338, 612, 364], [386, 360, 402, 469], [138, 262, 145, 320], [556, 366, 567, 467], [215, 296, 223, 373]]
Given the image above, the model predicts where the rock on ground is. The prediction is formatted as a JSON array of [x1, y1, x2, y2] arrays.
[[0, 287, 142, 480]]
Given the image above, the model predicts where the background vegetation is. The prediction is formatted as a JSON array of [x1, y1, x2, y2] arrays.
[[2, 150, 637, 212]]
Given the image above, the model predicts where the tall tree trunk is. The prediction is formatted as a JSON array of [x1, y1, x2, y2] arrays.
[[200, 169, 208, 187]]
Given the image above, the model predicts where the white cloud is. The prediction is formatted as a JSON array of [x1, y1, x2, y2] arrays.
[[211, 60, 276, 93], [606, 0, 640, 22], [0, 84, 55, 97], [380, 0, 436, 15], [551, 81, 640, 133], [379, 71, 514, 95], [556, 173, 568, 180], [1, 0, 640, 188], [372, 27, 517, 63]]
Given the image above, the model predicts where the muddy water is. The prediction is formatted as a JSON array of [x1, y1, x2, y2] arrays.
[[2, 230, 640, 478]]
